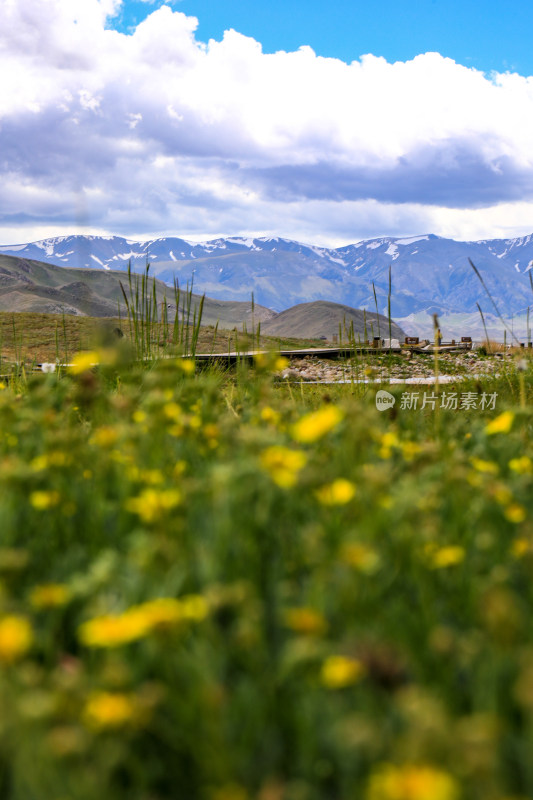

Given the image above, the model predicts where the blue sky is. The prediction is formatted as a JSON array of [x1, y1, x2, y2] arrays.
[[115, 0, 533, 76], [1, 0, 533, 247]]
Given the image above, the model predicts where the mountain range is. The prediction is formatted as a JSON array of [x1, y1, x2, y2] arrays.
[[0, 254, 271, 328], [0, 254, 405, 342], [1, 232, 532, 339]]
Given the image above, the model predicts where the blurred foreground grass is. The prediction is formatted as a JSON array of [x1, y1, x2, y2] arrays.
[[0, 348, 531, 800]]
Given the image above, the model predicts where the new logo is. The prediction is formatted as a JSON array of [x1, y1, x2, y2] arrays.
[[375, 390, 396, 411]]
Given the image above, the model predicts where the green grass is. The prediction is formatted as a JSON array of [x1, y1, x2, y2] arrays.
[[0, 345, 531, 799], [0, 311, 329, 366]]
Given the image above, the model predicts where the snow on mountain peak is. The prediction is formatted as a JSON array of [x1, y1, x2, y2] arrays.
[[1, 231, 533, 329], [396, 235, 430, 246]]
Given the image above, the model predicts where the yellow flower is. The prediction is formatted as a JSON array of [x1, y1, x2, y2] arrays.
[[291, 406, 343, 443], [366, 763, 459, 800], [379, 431, 400, 459], [505, 504, 527, 524], [79, 595, 208, 648], [203, 423, 219, 441], [50, 451, 71, 466], [30, 490, 61, 510], [428, 545, 465, 569], [509, 456, 532, 474], [485, 411, 514, 435], [178, 359, 195, 374], [90, 426, 119, 448], [320, 655, 365, 689], [341, 543, 381, 574], [179, 594, 209, 621], [284, 607, 327, 635], [260, 406, 281, 425], [129, 594, 208, 631], [0, 616, 33, 663], [315, 478, 356, 506], [493, 485, 512, 505], [173, 461, 187, 477], [125, 488, 181, 524], [79, 612, 149, 648], [129, 599, 183, 630], [401, 442, 422, 461], [381, 432, 400, 448], [511, 537, 530, 558], [470, 458, 499, 475], [132, 409, 147, 424], [69, 351, 99, 374], [163, 402, 183, 422], [254, 352, 279, 370], [31, 452, 71, 471], [254, 353, 288, 371], [69, 348, 118, 375], [30, 584, 70, 609], [260, 446, 307, 488], [83, 691, 139, 730], [274, 356, 289, 371], [130, 469, 164, 486]]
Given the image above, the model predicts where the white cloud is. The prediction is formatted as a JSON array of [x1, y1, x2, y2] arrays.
[[1, 0, 533, 246]]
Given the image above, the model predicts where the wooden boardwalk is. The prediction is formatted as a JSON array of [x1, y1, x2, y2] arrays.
[[194, 341, 472, 365], [0, 341, 473, 377]]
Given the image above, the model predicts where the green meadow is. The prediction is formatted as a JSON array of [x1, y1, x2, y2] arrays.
[[0, 311, 531, 799]]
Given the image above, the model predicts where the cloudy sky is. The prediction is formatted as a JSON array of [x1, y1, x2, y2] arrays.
[[2, 0, 533, 247]]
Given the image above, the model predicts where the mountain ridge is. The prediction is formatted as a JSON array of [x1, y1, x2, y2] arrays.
[[0, 254, 407, 341], [0, 254, 275, 327], [1, 232, 532, 339]]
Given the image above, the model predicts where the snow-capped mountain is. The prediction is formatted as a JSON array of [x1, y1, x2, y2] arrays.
[[1, 233, 532, 326]]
